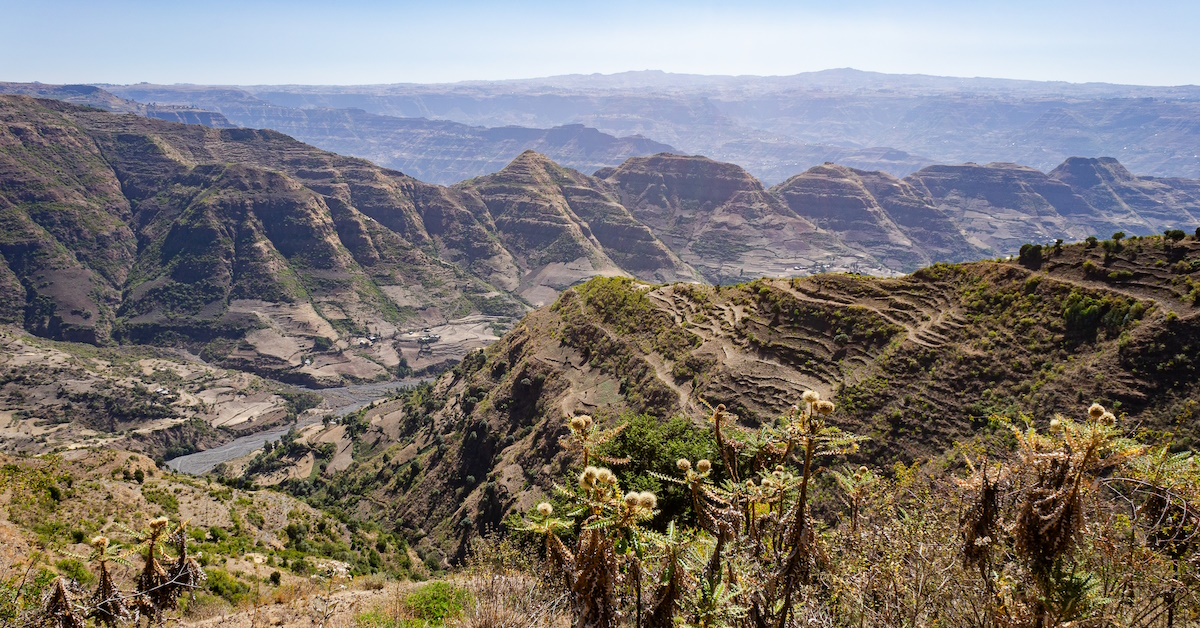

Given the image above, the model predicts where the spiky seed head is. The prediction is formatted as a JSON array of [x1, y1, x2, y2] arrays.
[[537, 502, 553, 517], [569, 417, 586, 431], [1050, 418, 1062, 431], [816, 400, 836, 415], [580, 415, 593, 429], [638, 492, 657, 509], [91, 535, 109, 550], [716, 404, 726, 412], [858, 465, 869, 474], [802, 390, 820, 404], [677, 458, 692, 471], [596, 468, 615, 485], [624, 492, 640, 508], [696, 459, 712, 473], [150, 516, 170, 530], [580, 466, 600, 488], [1101, 411, 1116, 426], [1088, 403, 1105, 419], [775, 465, 785, 473]]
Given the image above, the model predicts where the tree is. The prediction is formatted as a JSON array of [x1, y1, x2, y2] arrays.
[[1019, 243, 1044, 267]]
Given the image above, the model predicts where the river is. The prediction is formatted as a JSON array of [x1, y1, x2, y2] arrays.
[[166, 377, 431, 475]]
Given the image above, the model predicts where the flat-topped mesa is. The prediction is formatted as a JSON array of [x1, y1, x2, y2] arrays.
[[598, 153, 775, 211], [1050, 156, 1200, 233], [457, 151, 696, 305], [601, 153, 838, 283], [772, 163, 982, 270], [903, 161, 1100, 252], [1049, 156, 1138, 188]]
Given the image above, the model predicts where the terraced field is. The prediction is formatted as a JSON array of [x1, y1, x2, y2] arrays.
[[245, 236, 1200, 560]]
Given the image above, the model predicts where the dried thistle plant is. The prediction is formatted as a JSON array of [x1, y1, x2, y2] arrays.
[[39, 577, 84, 628], [1006, 404, 1140, 575], [84, 535, 131, 628]]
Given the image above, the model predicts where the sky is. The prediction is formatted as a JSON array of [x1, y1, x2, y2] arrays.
[[2, 0, 1198, 86]]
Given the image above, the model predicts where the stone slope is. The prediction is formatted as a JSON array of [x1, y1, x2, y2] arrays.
[[457, 151, 699, 305], [771, 164, 985, 269], [903, 162, 1098, 252], [1049, 156, 1200, 233], [599, 154, 852, 284], [0, 95, 529, 383]]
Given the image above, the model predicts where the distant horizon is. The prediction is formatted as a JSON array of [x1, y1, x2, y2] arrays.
[[58, 67, 1200, 90], [3, 1, 1198, 87]]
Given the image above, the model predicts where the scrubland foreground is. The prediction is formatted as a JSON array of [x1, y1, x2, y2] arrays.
[[6, 390, 1199, 627], [1, 234, 1198, 627]]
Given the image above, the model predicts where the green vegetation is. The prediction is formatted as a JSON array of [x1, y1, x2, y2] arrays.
[[402, 582, 471, 623], [513, 393, 1200, 628]]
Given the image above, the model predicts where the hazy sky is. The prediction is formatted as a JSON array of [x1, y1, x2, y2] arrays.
[[2, 0, 1198, 86]]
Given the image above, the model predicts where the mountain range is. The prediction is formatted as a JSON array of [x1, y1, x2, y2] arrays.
[[2, 93, 1199, 388], [96, 69, 1200, 185], [1, 83, 1200, 571]]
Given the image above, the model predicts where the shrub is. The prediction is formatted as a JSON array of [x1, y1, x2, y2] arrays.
[[1018, 243, 1043, 266], [404, 582, 471, 623]]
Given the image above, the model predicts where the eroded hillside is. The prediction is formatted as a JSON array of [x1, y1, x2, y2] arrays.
[[247, 237, 1200, 560]]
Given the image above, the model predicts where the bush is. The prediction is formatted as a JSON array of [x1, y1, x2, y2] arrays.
[[404, 582, 471, 623], [1018, 243, 1043, 266], [205, 569, 251, 606], [598, 413, 717, 526], [54, 559, 94, 586]]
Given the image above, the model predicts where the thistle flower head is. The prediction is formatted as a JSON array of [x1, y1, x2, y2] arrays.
[[580, 415, 593, 429], [858, 465, 869, 474], [1088, 403, 1105, 419], [569, 417, 586, 432], [716, 404, 726, 413], [91, 535, 109, 550], [596, 467, 615, 485], [775, 465, 785, 474], [537, 502, 553, 517], [1050, 418, 1063, 431], [696, 459, 712, 473], [677, 458, 692, 471], [624, 492, 640, 508], [150, 516, 170, 530], [816, 400, 836, 415], [638, 492, 657, 510], [802, 390, 821, 404], [1101, 412, 1116, 426], [580, 466, 600, 488]]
